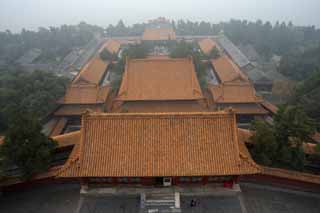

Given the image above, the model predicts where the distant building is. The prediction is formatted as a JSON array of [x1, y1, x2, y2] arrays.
[[16, 48, 42, 65], [198, 38, 218, 55], [99, 39, 121, 54], [142, 18, 176, 41], [208, 83, 268, 124], [211, 55, 249, 84], [45, 40, 113, 136], [216, 35, 251, 69], [209, 55, 269, 124], [237, 44, 260, 62]]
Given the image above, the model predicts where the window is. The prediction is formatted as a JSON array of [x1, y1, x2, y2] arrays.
[[118, 177, 129, 183], [89, 177, 113, 183], [131, 177, 141, 183], [179, 177, 191, 182], [208, 176, 232, 182], [191, 177, 202, 182]]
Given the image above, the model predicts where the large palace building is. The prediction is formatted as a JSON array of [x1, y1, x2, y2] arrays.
[[57, 110, 260, 187]]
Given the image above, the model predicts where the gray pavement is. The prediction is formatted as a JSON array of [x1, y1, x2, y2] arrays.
[[1, 183, 320, 213], [181, 196, 243, 213], [0, 184, 80, 213], [78, 196, 139, 213], [241, 184, 320, 213]]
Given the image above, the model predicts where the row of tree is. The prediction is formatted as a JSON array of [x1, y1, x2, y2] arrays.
[[279, 46, 320, 81], [0, 22, 103, 64], [2, 19, 319, 70], [105, 19, 320, 59]]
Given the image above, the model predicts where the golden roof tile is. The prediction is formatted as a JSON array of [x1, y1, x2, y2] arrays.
[[99, 39, 121, 54], [142, 28, 176, 41], [58, 111, 260, 178], [211, 55, 248, 83], [262, 166, 320, 185], [52, 131, 81, 148], [117, 57, 203, 101], [59, 84, 110, 104], [50, 117, 68, 137], [209, 83, 263, 104], [72, 58, 109, 85], [198, 38, 217, 55]]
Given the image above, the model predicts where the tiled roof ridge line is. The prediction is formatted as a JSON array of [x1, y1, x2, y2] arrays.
[[189, 56, 203, 98], [117, 57, 129, 98], [72, 60, 92, 83], [215, 84, 224, 102], [56, 156, 79, 177], [230, 108, 241, 166], [131, 57, 191, 62], [262, 166, 320, 184], [239, 151, 261, 172], [86, 111, 232, 117], [78, 111, 89, 174], [52, 130, 81, 140]]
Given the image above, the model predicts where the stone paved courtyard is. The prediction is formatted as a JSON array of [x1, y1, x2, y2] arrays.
[[241, 183, 320, 213], [181, 196, 243, 213], [1, 183, 320, 213], [78, 196, 139, 213], [0, 184, 80, 213]]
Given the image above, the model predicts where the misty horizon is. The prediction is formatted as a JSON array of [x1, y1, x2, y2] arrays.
[[1, 0, 320, 33]]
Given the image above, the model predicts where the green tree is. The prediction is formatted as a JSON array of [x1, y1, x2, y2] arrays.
[[169, 40, 194, 58], [100, 48, 117, 61], [250, 105, 316, 171], [250, 120, 278, 166], [0, 112, 57, 179], [292, 70, 320, 129], [209, 47, 220, 59], [274, 105, 315, 170], [123, 43, 150, 59], [0, 70, 68, 132], [169, 41, 207, 88]]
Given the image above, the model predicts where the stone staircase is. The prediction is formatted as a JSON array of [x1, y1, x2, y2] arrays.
[[140, 192, 181, 213]]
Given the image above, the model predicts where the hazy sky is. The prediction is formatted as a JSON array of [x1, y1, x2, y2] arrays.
[[1, 0, 319, 32]]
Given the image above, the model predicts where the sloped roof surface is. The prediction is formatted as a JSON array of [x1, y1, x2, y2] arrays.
[[52, 131, 81, 148], [50, 117, 68, 137], [58, 111, 260, 177], [216, 35, 250, 68], [243, 68, 271, 82], [72, 57, 109, 85], [262, 166, 320, 185], [211, 56, 248, 83], [198, 38, 217, 55], [59, 84, 110, 104], [117, 57, 203, 101], [261, 100, 278, 114], [142, 28, 176, 41], [223, 103, 268, 115], [100, 39, 121, 54], [209, 83, 262, 103], [54, 104, 103, 116]]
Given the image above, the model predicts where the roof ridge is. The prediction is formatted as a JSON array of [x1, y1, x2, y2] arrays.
[[239, 151, 262, 171], [51, 130, 81, 140], [56, 157, 79, 177], [85, 111, 234, 117], [69, 83, 98, 88], [130, 57, 190, 62]]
